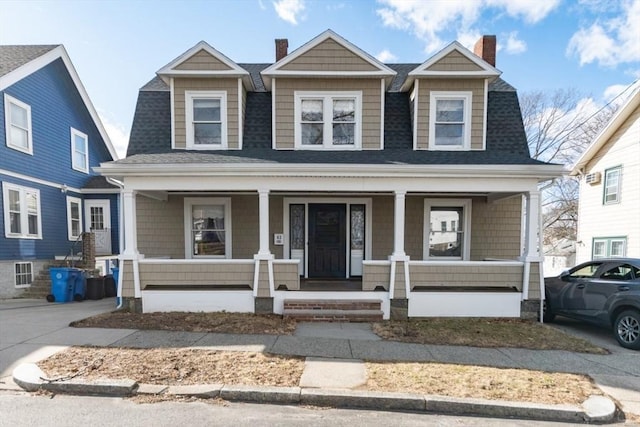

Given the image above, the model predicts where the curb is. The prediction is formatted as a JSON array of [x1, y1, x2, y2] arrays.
[[13, 363, 618, 424]]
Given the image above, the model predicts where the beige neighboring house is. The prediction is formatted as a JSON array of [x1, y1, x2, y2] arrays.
[[572, 83, 640, 263], [97, 30, 563, 320]]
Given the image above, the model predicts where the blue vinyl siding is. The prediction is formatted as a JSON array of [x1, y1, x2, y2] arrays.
[[0, 58, 113, 188], [0, 57, 117, 261]]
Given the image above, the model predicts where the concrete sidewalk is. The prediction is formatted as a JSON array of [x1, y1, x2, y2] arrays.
[[2, 299, 640, 423]]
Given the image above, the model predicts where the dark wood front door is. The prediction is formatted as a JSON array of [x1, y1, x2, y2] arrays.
[[308, 204, 346, 278]]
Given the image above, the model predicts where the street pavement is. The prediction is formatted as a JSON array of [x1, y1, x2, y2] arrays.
[[1, 298, 639, 422]]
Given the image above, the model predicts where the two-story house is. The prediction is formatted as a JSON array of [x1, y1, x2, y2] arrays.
[[0, 45, 120, 298], [572, 83, 640, 262], [97, 30, 563, 319]]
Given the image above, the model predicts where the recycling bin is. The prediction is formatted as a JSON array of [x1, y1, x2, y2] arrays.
[[111, 267, 119, 285], [49, 268, 76, 303], [86, 276, 105, 300], [104, 274, 116, 297], [73, 270, 87, 301]]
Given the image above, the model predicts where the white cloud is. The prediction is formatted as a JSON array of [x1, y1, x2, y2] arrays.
[[273, 0, 305, 25], [258, 0, 266, 10], [375, 49, 397, 62], [567, 0, 640, 67], [376, 0, 558, 55], [503, 31, 526, 54], [603, 84, 630, 102], [99, 111, 129, 159]]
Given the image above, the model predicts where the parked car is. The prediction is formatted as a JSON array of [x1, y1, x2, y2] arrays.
[[544, 258, 640, 350]]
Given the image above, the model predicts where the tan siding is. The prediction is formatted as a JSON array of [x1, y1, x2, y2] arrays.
[[404, 196, 423, 259], [528, 262, 541, 299], [137, 195, 185, 259], [426, 51, 484, 72], [393, 261, 407, 298], [471, 196, 522, 260], [372, 195, 393, 259], [410, 264, 523, 290], [269, 195, 284, 258], [139, 262, 254, 288], [256, 260, 270, 297], [232, 195, 259, 258], [416, 78, 485, 150], [173, 77, 239, 149], [174, 49, 233, 71], [273, 262, 300, 290], [275, 78, 381, 150], [121, 260, 135, 297], [577, 106, 640, 262], [363, 263, 390, 291], [280, 39, 378, 72]]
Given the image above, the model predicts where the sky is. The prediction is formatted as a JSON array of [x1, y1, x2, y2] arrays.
[[1, 0, 639, 159]]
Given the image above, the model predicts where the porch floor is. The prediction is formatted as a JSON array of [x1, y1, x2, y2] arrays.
[[299, 279, 363, 292]]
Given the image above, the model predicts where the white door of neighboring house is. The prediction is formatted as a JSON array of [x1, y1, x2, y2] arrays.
[[85, 200, 111, 255]]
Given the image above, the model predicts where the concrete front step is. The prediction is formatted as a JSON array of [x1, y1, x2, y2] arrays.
[[283, 309, 383, 322]]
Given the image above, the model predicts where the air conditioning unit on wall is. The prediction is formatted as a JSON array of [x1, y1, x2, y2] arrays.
[[585, 172, 601, 185]]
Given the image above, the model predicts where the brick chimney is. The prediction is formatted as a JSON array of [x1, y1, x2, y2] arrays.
[[275, 39, 288, 62], [473, 35, 496, 67]]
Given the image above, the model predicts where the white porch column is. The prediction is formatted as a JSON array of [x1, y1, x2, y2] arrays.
[[121, 189, 139, 257], [257, 188, 272, 257], [393, 190, 406, 257], [524, 190, 541, 258]]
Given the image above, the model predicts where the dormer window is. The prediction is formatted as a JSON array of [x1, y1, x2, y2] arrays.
[[295, 91, 361, 150], [429, 91, 472, 150], [185, 91, 227, 149]]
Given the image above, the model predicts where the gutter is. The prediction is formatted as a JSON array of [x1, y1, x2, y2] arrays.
[[105, 176, 124, 309]]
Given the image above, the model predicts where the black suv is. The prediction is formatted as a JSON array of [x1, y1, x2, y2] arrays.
[[544, 258, 640, 350]]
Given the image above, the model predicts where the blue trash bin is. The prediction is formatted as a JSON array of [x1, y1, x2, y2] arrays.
[[111, 267, 119, 285], [49, 268, 75, 303], [73, 269, 86, 301]]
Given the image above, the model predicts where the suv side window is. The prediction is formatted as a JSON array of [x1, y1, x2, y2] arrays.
[[600, 264, 633, 281], [569, 262, 602, 279]]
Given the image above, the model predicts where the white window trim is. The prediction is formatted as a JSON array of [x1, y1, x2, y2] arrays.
[[66, 196, 83, 241], [593, 237, 627, 259], [70, 128, 89, 173], [185, 90, 228, 150], [4, 94, 33, 155], [14, 261, 33, 288], [183, 197, 232, 259], [428, 91, 472, 151], [294, 91, 362, 150], [2, 182, 42, 239], [603, 166, 622, 205], [423, 198, 472, 260]]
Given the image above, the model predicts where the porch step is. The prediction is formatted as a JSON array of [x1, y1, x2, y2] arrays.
[[283, 299, 383, 322]]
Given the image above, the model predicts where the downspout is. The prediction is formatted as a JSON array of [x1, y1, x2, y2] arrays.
[[105, 176, 124, 309]]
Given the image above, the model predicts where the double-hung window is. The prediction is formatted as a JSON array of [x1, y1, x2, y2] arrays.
[[603, 166, 621, 204], [593, 237, 626, 259], [4, 94, 33, 154], [2, 182, 41, 239], [295, 92, 361, 149], [184, 197, 231, 258], [429, 91, 472, 150], [424, 199, 471, 260], [71, 128, 89, 172], [15, 262, 33, 288], [185, 91, 227, 149], [66, 196, 83, 240]]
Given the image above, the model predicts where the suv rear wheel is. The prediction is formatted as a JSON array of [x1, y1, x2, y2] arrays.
[[614, 310, 640, 350]]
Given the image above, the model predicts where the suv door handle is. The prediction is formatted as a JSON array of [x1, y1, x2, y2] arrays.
[[577, 284, 585, 289], [618, 286, 630, 292]]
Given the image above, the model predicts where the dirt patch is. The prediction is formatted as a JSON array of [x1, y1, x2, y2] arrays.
[[38, 347, 304, 387], [373, 318, 608, 354], [364, 362, 600, 405], [70, 311, 296, 336]]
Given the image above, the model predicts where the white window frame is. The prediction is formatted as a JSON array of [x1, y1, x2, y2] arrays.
[[294, 91, 362, 150], [183, 197, 232, 259], [70, 128, 89, 173], [66, 196, 83, 241], [4, 94, 33, 155], [603, 166, 622, 205], [428, 91, 472, 151], [593, 237, 626, 259], [14, 261, 33, 288], [2, 182, 42, 239], [423, 198, 472, 260], [185, 91, 228, 149]]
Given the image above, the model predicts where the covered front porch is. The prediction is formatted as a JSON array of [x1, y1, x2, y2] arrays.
[[106, 164, 550, 319]]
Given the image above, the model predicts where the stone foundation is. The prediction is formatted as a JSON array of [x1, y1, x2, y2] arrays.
[[390, 298, 408, 320], [254, 297, 274, 314], [520, 299, 541, 321], [122, 297, 143, 313]]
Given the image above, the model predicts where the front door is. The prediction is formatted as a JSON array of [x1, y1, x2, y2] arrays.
[[308, 204, 346, 278], [85, 200, 112, 255]]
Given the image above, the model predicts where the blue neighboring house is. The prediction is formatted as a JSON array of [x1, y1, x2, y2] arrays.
[[0, 45, 120, 298]]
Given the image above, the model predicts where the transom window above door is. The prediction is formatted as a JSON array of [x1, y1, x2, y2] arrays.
[[185, 91, 227, 149], [295, 91, 361, 150]]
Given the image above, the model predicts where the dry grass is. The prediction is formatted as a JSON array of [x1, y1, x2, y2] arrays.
[[373, 318, 609, 354]]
